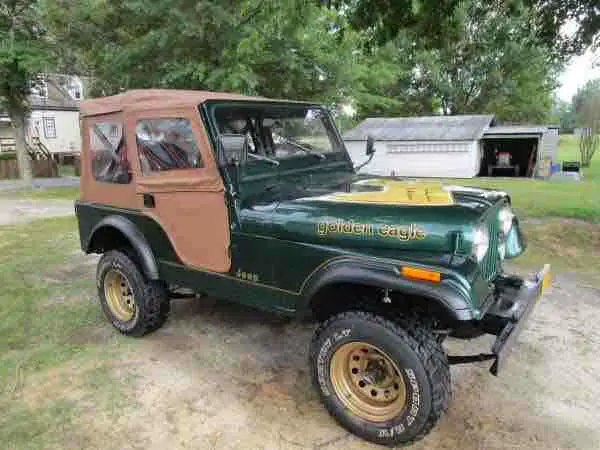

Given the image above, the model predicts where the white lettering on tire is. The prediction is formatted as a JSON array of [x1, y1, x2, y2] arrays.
[[378, 423, 405, 438], [377, 368, 421, 438], [405, 368, 420, 426], [332, 328, 351, 342], [317, 328, 351, 397], [317, 337, 332, 396]]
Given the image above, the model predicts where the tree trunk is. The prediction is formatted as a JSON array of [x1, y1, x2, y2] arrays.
[[579, 134, 598, 168], [12, 115, 33, 187]]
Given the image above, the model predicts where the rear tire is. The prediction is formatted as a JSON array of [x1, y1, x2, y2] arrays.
[[97, 250, 169, 336], [309, 311, 450, 447]]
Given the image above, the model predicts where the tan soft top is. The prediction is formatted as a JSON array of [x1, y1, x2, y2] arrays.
[[80, 89, 269, 117]]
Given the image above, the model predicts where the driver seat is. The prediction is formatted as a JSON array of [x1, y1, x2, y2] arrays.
[[261, 126, 276, 157]]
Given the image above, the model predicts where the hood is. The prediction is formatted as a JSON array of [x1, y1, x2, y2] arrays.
[[240, 177, 508, 256]]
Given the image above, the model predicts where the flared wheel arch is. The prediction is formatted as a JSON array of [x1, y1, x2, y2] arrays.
[[301, 257, 475, 323], [86, 215, 160, 280]]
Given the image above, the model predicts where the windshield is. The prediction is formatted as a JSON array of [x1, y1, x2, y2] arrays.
[[212, 103, 343, 160]]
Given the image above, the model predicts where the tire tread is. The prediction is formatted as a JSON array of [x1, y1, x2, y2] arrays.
[[97, 250, 169, 336], [310, 310, 450, 446]]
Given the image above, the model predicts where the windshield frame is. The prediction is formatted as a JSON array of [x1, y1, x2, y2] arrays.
[[202, 100, 352, 166]]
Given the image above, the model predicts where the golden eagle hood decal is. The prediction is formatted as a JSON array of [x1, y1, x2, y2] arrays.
[[311, 178, 455, 206]]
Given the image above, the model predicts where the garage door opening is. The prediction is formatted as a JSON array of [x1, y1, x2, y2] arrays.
[[479, 138, 538, 177]]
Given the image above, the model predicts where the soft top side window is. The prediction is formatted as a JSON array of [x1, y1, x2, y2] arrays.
[[90, 122, 130, 184], [135, 118, 203, 174]]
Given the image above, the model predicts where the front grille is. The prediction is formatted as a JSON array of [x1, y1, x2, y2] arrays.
[[481, 212, 500, 280]]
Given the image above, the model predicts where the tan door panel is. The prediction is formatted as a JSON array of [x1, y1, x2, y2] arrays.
[[140, 188, 231, 272], [130, 109, 231, 273]]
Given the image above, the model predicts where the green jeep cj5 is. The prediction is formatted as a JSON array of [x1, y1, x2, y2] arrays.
[[76, 90, 550, 446]]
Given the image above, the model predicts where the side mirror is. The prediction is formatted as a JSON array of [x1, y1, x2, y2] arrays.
[[366, 135, 375, 156], [354, 134, 376, 172]]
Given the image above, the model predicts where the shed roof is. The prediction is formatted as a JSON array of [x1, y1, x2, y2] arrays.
[[343, 114, 495, 142], [483, 125, 547, 137], [80, 89, 270, 117]]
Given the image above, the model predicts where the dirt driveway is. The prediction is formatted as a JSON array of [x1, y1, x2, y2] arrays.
[[0, 198, 74, 225], [3, 198, 598, 449], [57, 268, 597, 450]]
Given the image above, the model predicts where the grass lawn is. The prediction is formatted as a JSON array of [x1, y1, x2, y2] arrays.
[[512, 218, 600, 280], [0, 186, 80, 201], [0, 217, 130, 448], [458, 135, 599, 276], [456, 134, 600, 222]]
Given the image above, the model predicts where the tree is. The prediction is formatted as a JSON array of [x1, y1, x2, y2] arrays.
[[549, 97, 578, 132], [326, 0, 597, 119], [343, 1, 556, 120], [573, 78, 600, 166], [0, 0, 47, 186], [524, 0, 600, 60], [42, 0, 386, 108], [330, 0, 600, 60], [43, 0, 573, 122]]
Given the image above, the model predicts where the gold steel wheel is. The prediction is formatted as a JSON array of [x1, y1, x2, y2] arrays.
[[330, 342, 407, 422], [104, 269, 136, 321]]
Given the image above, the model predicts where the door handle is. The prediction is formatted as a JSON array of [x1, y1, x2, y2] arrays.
[[143, 193, 155, 208]]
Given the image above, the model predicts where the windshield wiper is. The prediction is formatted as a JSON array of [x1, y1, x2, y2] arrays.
[[248, 152, 280, 166], [281, 137, 326, 160]]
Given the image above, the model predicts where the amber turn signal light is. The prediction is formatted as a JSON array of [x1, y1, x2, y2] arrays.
[[401, 266, 441, 283]]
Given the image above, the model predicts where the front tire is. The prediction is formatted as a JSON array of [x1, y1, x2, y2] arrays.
[[97, 250, 170, 336], [309, 311, 450, 447]]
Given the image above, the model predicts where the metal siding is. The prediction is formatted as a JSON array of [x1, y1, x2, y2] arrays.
[[346, 139, 480, 178], [541, 128, 559, 161]]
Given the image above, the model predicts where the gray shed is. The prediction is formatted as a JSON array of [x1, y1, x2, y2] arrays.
[[482, 125, 559, 177], [344, 115, 495, 178], [344, 115, 558, 178]]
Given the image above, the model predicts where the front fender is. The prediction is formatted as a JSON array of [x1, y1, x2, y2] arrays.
[[299, 256, 475, 321]]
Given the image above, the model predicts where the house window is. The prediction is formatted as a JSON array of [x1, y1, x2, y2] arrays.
[[90, 122, 130, 184], [136, 118, 203, 174], [43, 118, 57, 138], [31, 75, 48, 98]]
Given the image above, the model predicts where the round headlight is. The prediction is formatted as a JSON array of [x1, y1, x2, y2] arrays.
[[498, 206, 514, 235], [473, 227, 490, 262]]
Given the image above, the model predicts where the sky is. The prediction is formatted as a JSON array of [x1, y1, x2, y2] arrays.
[[557, 48, 600, 102], [556, 18, 599, 102]]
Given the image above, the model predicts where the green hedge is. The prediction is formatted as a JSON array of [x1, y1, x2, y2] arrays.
[[0, 152, 16, 161]]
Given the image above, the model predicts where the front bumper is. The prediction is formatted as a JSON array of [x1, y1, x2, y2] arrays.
[[485, 264, 551, 374], [449, 264, 551, 375]]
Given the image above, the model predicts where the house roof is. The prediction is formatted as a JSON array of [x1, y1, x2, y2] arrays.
[[31, 75, 80, 111], [343, 114, 495, 142], [483, 125, 547, 137], [80, 89, 273, 117]]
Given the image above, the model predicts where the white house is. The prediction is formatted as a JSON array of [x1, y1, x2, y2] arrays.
[[0, 74, 85, 159], [344, 115, 559, 178]]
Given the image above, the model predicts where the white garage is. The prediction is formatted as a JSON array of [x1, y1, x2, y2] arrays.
[[344, 115, 495, 178]]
